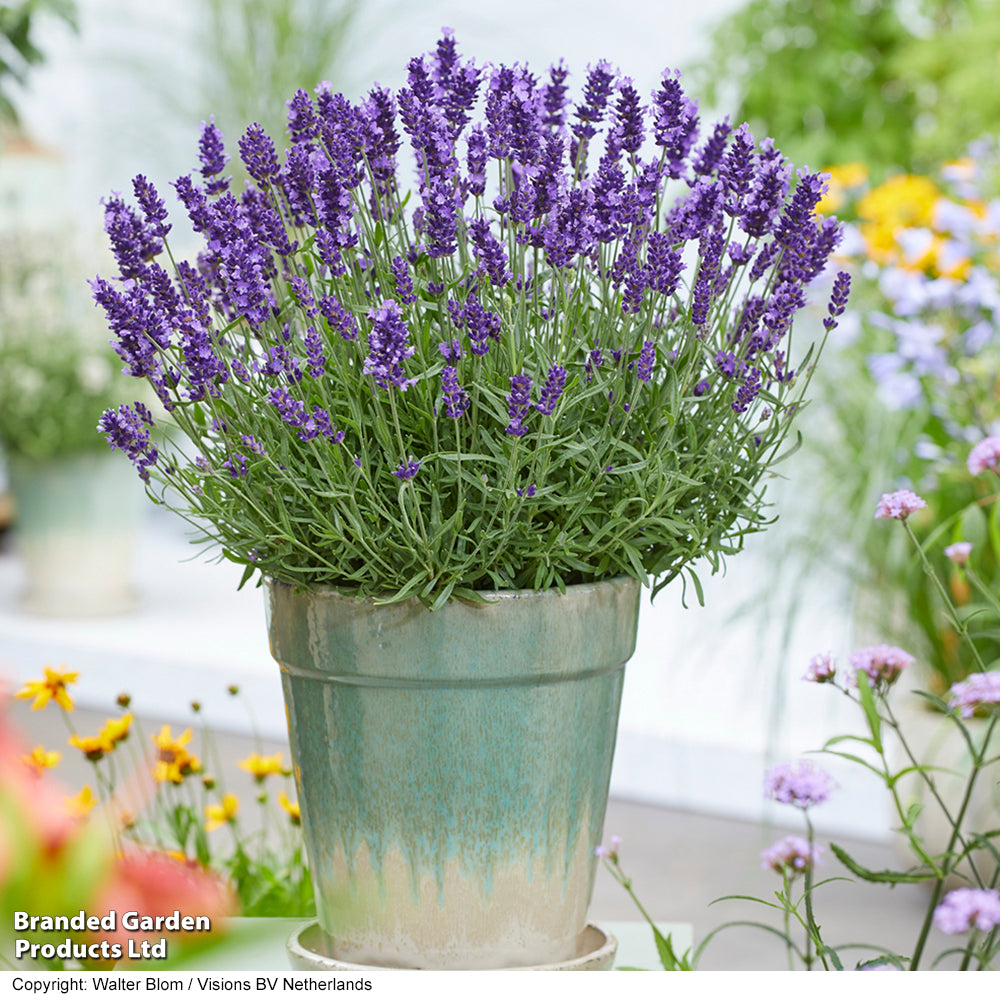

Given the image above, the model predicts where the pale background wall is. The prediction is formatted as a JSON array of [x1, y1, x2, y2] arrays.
[[2, 0, 889, 838]]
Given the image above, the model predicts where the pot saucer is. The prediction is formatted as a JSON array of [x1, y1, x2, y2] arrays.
[[286, 921, 618, 971]]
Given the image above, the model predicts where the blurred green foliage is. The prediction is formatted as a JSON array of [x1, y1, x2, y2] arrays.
[[0, 0, 76, 128], [691, 0, 1000, 177]]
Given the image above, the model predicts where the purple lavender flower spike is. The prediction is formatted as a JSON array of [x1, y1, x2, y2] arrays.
[[304, 325, 326, 378], [199, 117, 230, 194], [516, 484, 537, 498], [740, 139, 791, 238], [438, 339, 464, 362], [721, 123, 755, 217], [103, 194, 160, 279], [393, 456, 421, 480], [391, 255, 417, 305], [98, 403, 159, 481], [612, 79, 644, 155], [505, 372, 533, 436], [469, 217, 511, 286], [764, 761, 835, 809], [542, 62, 569, 127], [635, 341, 656, 383], [364, 299, 416, 391], [466, 124, 488, 196], [692, 118, 731, 177], [239, 123, 281, 185], [823, 270, 851, 331], [646, 233, 684, 296], [319, 293, 359, 341], [535, 365, 568, 414], [441, 365, 470, 418], [287, 88, 319, 143], [585, 345, 604, 380], [132, 175, 171, 239], [731, 366, 761, 413]]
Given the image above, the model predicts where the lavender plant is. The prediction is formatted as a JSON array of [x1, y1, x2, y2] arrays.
[[94, 31, 848, 606]]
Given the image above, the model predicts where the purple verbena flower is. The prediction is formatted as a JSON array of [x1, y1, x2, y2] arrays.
[[968, 435, 1000, 476], [803, 652, 837, 684], [874, 489, 927, 520], [848, 644, 915, 688], [764, 761, 835, 809], [945, 541, 972, 564], [933, 888, 1000, 935], [947, 672, 1000, 718], [760, 835, 823, 876]]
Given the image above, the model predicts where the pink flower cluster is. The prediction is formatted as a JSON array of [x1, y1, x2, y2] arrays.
[[803, 652, 837, 683], [933, 887, 1000, 935], [764, 760, 835, 809], [760, 834, 823, 876], [947, 672, 1000, 718], [848, 644, 915, 688], [874, 489, 927, 520], [967, 435, 1000, 477]]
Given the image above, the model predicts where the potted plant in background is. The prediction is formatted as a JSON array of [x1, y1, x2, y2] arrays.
[[0, 226, 145, 616], [93, 31, 848, 970]]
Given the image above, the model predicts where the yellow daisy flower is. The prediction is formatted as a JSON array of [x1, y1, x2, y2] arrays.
[[278, 790, 301, 826], [204, 793, 239, 832], [151, 725, 202, 784], [65, 785, 97, 817], [100, 711, 134, 747], [22, 745, 61, 774], [69, 731, 114, 762], [15, 665, 79, 712], [238, 751, 286, 782]]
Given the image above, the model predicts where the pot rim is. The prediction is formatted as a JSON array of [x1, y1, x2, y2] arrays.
[[265, 573, 640, 606]]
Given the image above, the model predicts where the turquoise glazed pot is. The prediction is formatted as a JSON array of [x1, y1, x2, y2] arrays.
[[265, 576, 640, 969]]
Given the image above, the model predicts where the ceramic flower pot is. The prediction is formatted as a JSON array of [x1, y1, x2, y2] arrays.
[[265, 576, 640, 970], [6, 450, 141, 616]]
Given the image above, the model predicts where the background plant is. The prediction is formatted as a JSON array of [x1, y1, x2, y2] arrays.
[[601, 478, 1000, 970], [14, 670, 313, 921], [806, 142, 1000, 692], [0, 229, 138, 462], [95, 32, 849, 606], [690, 0, 997, 180], [0, 0, 76, 133]]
